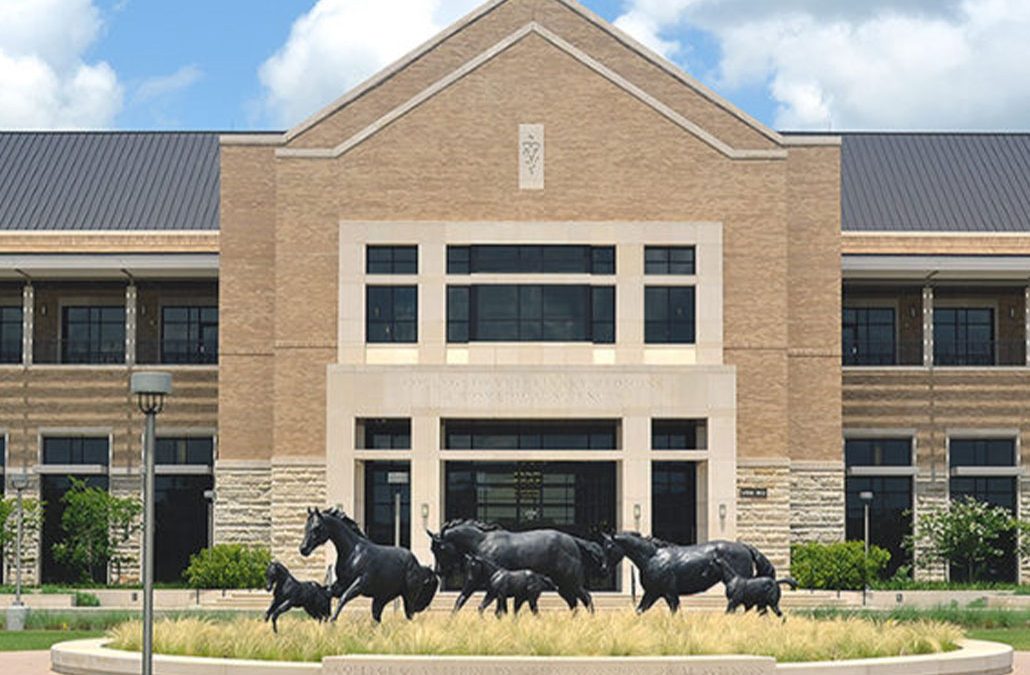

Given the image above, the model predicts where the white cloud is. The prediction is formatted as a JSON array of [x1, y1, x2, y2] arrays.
[[135, 65, 202, 104], [0, 0, 122, 129], [614, 0, 1030, 130], [258, 0, 483, 128]]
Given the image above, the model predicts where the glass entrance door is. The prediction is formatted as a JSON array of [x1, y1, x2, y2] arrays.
[[363, 461, 411, 548]]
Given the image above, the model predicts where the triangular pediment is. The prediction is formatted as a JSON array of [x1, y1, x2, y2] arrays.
[[275, 0, 822, 159]]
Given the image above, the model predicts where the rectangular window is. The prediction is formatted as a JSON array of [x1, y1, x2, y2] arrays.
[[364, 461, 411, 548], [645, 246, 696, 275], [366, 286, 417, 343], [155, 437, 215, 465], [42, 436, 109, 466], [447, 285, 614, 344], [844, 438, 912, 467], [934, 307, 994, 366], [359, 419, 411, 450], [367, 246, 418, 275], [843, 307, 896, 366], [645, 286, 695, 344], [62, 306, 125, 364], [652, 419, 707, 450], [161, 306, 218, 364], [846, 476, 912, 577], [652, 462, 696, 545], [443, 420, 619, 450], [949, 438, 1015, 468], [446, 245, 615, 275], [0, 305, 22, 364]]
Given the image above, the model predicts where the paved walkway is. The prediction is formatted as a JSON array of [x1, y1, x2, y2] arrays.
[[7, 649, 1030, 673]]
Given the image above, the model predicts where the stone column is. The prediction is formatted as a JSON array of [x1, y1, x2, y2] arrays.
[[3, 473, 40, 587], [914, 476, 948, 581], [922, 285, 934, 367], [125, 284, 137, 366], [736, 459, 791, 573], [789, 461, 845, 549], [410, 415, 440, 566], [271, 458, 326, 580], [213, 460, 272, 548], [621, 415, 650, 592], [22, 283, 33, 365], [109, 472, 142, 584]]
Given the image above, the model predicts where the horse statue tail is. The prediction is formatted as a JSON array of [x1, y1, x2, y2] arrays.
[[406, 564, 440, 614], [573, 537, 607, 574], [777, 577, 798, 590], [745, 543, 776, 579]]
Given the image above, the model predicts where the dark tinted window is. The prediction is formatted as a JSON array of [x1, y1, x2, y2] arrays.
[[645, 246, 696, 275], [949, 476, 1017, 582], [366, 286, 417, 343], [364, 461, 411, 548], [155, 437, 214, 465], [645, 287, 695, 344], [845, 438, 912, 467], [653, 462, 696, 545], [846, 476, 912, 577], [949, 438, 1015, 467], [843, 307, 896, 366], [447, 285, 614, 344], [161, 306, 218, 364], [42, 436, 109, 465], [446, 245, 615, 275], [62, 306, 125, 364], [652, 420, 706, 450], [444, 420, 618, 450], [1, 305, 22, 364], [934, 307, 994, 366], [367, 246, 418, 274], [361, 419, 411, 449]]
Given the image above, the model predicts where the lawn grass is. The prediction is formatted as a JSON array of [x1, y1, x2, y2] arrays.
[[107, 611, 961, 662], [0, 609, 257, 631], [0, 630, 103, 652], [967, 627, 1030, 651]]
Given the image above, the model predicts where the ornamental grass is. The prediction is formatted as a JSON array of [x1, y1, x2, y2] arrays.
[[107, 610, 961, 663]]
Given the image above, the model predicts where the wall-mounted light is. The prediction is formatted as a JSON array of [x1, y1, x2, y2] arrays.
[[420, 503, 429, 519], [719, 503, 727, 521]]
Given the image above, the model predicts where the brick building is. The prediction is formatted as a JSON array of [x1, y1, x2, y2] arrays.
[[1, 0, 1027, 587]]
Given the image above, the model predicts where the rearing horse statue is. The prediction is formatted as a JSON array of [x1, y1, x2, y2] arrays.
[[600, 532, 776, 614], [300, 508, 438, 622], [427, 519, 604, 612]]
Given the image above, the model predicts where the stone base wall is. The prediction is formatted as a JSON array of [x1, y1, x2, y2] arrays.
[[214, 463, 272, 548], [913, 478, 948, 582], [736, 460, 791, 573], [271, 460, 327, 581], [109, 474, 142, 584], [789, 461, 845, 547], [3, 474, 41, 587]]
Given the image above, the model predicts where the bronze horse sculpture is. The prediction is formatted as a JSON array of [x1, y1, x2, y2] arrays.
[[427, 520, 606, 612], [459, 553, 558, 616], [600, 532, 776, 614], [263, 560, 332, 632], [300, 508, 438, 623]]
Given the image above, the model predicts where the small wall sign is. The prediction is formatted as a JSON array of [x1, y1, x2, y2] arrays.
[[739, 487, 768, 499]]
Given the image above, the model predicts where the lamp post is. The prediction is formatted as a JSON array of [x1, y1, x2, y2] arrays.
[[859, 490, 874, 607], [131, 372, 172, 675], [6, 473, 30, 631]]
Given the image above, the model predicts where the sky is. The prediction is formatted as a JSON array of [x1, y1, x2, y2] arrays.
[[1, 0, 1029, 133]]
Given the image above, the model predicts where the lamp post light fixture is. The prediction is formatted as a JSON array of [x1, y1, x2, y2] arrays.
[[6, 472, 30, 631], [859, 490, 874, 607], [131, 371, 172, 675]]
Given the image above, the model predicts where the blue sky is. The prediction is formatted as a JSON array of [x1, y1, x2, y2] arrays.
[[2, 0, 1028, 132]]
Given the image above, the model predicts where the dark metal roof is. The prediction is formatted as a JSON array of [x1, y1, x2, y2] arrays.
[[0, 132, 220, 231], [838, 133, 1030, 232]]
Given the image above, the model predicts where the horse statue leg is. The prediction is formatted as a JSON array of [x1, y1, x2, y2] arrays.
[[575, 586, 594, 613], [636, 589, 660, 614], [269, 598, 294, 633], [331, 575, 367, 622], [371, 597, 389, 623], [664, 593, 680, 614]]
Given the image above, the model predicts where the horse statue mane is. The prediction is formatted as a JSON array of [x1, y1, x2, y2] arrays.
[[322, 507, 370, 540], [440, 518, 503, 534], [621, 531, 676, 548]]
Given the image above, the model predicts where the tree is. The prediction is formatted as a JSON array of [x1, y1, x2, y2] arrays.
[[0, 495, 43, 569], [910, 496, 1018, 582], [52, 477, 142, 583]]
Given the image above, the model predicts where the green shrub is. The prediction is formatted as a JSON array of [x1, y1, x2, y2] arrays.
[[183, 544, 271, 589], [73, 591, 101, 607], [791, 541, 891, 590]]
